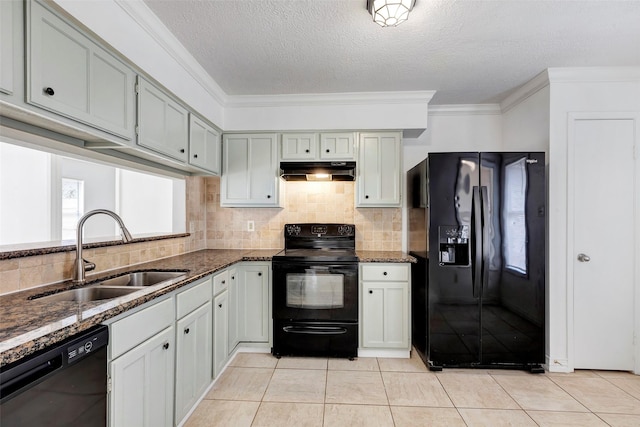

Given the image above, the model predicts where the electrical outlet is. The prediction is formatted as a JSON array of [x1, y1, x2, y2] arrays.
[[247, 220, 255, 232]]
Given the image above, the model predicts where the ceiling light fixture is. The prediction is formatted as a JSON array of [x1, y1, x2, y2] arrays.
[[367, 0, 416, 27]]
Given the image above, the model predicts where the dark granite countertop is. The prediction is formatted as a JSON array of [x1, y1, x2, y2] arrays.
[[0, 249, 414, 366]]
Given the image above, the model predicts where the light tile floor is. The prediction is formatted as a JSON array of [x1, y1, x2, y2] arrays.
[[185, 351, 640, 426]]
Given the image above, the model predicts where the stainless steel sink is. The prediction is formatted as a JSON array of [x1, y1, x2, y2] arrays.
[[96, 271, 187, 287], [34, 287, 140, 303]]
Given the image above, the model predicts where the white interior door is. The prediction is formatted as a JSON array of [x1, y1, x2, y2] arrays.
[[572, 117, 637, 371]]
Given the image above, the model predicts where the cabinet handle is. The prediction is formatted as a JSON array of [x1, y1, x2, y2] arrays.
[[258, 272, 262, 276], [218, 303, 223, 308], [44, 87, 55, 96], [163, 342, 170, 350], [180, 148, 185, 153], [369, 290, 373, 294], [193, 154, 198, 158], [184, 328, 190, 334], [383, 271, 388, 276]]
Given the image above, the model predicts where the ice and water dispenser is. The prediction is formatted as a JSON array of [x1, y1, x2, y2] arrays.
[[438, 225, 470, 266]]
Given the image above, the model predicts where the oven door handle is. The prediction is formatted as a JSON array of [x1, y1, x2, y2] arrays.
[[282, 325, 348, 335]]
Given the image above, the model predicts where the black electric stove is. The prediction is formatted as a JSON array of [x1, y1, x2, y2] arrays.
[[272, 223, 359, 359]]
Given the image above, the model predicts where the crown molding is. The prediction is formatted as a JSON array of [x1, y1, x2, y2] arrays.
[[224, 91, 436, 108], [500, 70, 550, 113], [547, 66, 640, 82], [428, 104, 502, 116], [114, 0, 228, 105]]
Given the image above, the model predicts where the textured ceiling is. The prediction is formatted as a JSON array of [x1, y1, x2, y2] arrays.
[[143, 0, 640, 105]]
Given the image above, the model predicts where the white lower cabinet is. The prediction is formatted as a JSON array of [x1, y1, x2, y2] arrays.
[[175, 302, 212, 424], [213, 289, 229, 376], [360, 263, 411, 350], [227, 268, 239, 353], [237, 262, 270, 342], [110, 325, 175, 427]]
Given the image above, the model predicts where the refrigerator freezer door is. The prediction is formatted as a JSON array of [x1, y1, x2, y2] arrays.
[[427, 153, 480, 366]]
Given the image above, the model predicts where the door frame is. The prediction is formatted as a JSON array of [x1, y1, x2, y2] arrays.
[[566, 111, 640, 373]]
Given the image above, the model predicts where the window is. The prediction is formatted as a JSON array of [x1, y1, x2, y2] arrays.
[[503, 158, 528, 274], [61, 178, 84, 240], [0, 140, 185, 247]]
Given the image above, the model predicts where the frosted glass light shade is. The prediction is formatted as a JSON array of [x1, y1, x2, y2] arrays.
[[368, 0, 416, 27]]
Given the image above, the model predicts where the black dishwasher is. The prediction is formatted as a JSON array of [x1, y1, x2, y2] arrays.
[[0, 325, 109, 427]]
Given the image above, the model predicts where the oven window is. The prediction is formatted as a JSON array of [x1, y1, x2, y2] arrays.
[[286, 273, 344, 309]]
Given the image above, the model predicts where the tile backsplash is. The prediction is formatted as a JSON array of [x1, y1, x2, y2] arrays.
[[0, 175, 401, 295], [205, 177, 402, 251]]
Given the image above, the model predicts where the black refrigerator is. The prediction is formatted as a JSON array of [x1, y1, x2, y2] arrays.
[[407, 152, 546, 372]]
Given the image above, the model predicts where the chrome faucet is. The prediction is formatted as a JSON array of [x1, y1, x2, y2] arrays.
[[73, 209, 133, 284]]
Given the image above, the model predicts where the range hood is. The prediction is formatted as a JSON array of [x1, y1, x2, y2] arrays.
[[279, 161, 356, 181]]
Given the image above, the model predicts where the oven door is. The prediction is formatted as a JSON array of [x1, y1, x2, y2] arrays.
[[272, 261, 358, 322]]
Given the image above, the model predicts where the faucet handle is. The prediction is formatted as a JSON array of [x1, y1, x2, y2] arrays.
[[83, 258, 96, 272]]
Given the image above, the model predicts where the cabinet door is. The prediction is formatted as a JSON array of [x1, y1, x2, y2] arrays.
[[0, 0, 15, 95], [238, 264, 270, 342], [189, 114, 221, 174], [110, 326, 174, 427], [320, 132, 356, 160], [28, 0, 135, 139], [137, 77, 189, 162], [175, 303, 212, 424], [281, 133, 317, 159], [221, 134, 279, 206], [357, 132, 401, 206], [227, 268, 239, 353], [213, 290, 229, 376], [361, 282, 409, 349]]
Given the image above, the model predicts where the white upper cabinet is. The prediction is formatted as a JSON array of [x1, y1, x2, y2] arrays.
[[357, 132, 402, 207], [189, 114, 221, 174], [320, 132, 356, 160], [0, 0, 15, 95], [27, 0, 135, 140], [281, 132, 356, 161], [281, 133, 317, 160], [137, 76, 189, 163], [221, 133, 280, 207]]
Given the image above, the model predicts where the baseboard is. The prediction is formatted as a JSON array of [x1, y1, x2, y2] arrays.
[[357, 348, 410, 358]]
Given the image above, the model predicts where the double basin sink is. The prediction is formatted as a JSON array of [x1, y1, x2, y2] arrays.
[[31, 271, 188, 303]]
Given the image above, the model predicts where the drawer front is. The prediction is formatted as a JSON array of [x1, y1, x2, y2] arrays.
[[176, 277, 212, 319], [213, 270, 229, 295], [110, 297, 174, 359], [361, 264, 409, 282]]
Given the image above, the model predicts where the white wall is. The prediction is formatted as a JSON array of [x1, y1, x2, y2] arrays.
[[546, 69, 640, 372], [502, 86, 550, 152]]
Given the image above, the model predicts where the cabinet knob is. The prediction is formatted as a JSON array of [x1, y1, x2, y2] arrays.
[[218, 303, 223, 308], [326, 149, 330, 153], [193, 154, 198, 158], [222, 280, 225, 284], [163, 342, 170, 350], [369, 290, 373, 294], [383, 271, 388, 276], [184, 327, 190, 334], [180, 148, 185, 153], [267, 195, 271, 199], [305, 149, 310, 153], [231, 276, 235, 280], [44, 87, 55, 96], [365, 195, 370, 199]]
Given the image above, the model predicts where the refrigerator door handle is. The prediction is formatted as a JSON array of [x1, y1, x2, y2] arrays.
[[481, 186, 490, 295], [472, 186, 482, 298]]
